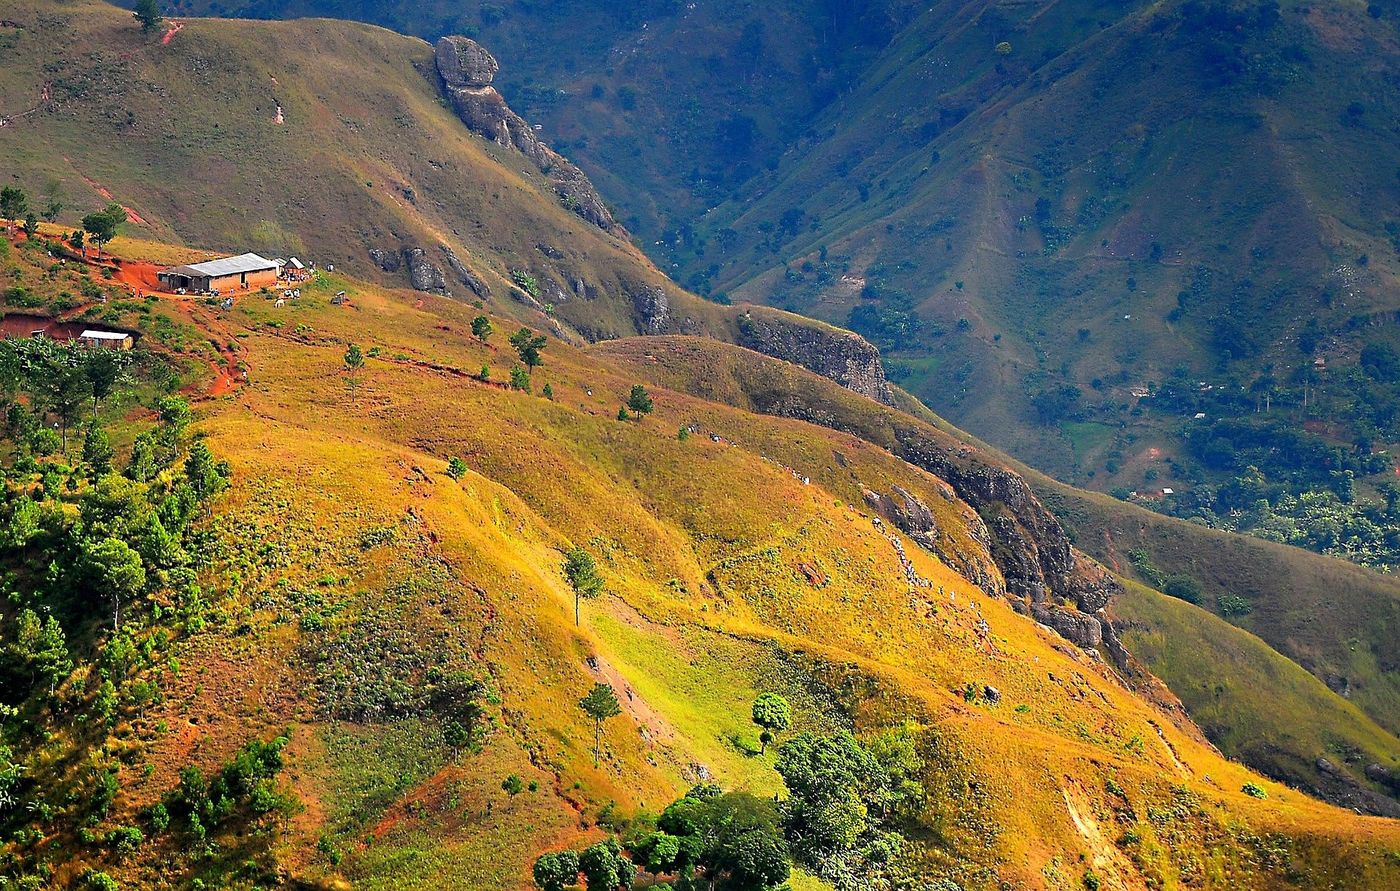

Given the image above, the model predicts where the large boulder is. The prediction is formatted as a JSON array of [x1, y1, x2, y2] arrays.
[[435, 36, 499, 89], [368, 248, 401, 273], [401, 247, 448, 294]]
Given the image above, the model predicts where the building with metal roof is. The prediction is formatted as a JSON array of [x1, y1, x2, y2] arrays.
[[79, 329, 135, 350], [158, 253, 279, 293]]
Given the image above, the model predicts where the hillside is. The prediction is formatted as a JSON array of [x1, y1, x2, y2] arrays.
[[0, 0, 901, 408], [3, 220, 1400, 888], [157, 0, 1400, 510], [593, 334, 1400, 816], [1, 3, 1399, 888]]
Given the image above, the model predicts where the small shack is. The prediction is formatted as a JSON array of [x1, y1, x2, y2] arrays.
[[158, 253, 279, 293], [79, 330, 134, 350]]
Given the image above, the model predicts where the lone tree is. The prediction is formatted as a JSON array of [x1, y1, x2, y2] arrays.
[[562, 546, 603, 625], [83, 537, 146, 630], [509, 327, 548, 370], [81, 203, 126, 258], [626, 384, 653, 417], [578, 682, 622, 767], [751, 692, 791, 754], [0, 187, 27, 233], [471, 315, 493, 342], [343, 343, 364, 371], [135, 0, 163, 32]]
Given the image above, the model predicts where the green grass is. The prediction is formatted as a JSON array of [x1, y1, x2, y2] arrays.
[[1112, 578, 1400, 803], [1061, 421, 1116, 463]]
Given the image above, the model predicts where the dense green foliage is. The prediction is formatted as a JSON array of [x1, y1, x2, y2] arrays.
[[0, 342, 265, 884], [532, 726, 925, 891]]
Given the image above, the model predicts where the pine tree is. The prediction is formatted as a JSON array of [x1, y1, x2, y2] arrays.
[[135, 0, 163, 33], [578, 683, 622, 767]]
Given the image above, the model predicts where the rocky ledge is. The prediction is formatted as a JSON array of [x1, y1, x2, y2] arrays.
[[736, 311, 894, 405], [435, 36, 621, 235]]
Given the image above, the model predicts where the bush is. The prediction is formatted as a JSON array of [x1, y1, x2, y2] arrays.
[[1162, 574, 1202, 604], [82, 871, 120, 891], [106, 825, 144, 857], [1217, 593, 1253, 617], [1241, 782, 1267, 799]]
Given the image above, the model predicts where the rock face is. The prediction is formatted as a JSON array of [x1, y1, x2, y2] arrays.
[[434, 36, 621, 235], [368, 248, 401, 274], [737, 311, 894, 405], [632, 286, 671, 336], [401, 248, 447, 294], [439, 245, 489, 299], [861, 484, 1004, 598]]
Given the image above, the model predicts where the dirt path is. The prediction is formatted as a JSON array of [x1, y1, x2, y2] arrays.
[[1061, 782, 1136, 889], [71, 166, 148, 224]]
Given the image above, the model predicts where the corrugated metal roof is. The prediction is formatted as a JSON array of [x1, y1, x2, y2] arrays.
[[80, 330, 129, 340], [162, 253, 277, 278]]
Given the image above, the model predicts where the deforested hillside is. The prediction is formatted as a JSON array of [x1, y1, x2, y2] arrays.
[[1, 220, 1399, 889], [593, 333, 1400, 818], [1, 3, 1399, 889], [0, 0, 910, 405]]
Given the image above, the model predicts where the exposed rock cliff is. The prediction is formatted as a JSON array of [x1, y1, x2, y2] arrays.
[[736, 312, 894, 405], [435, 36, 621, 235], [746, 381, 1125, 658], [861, 483, 1004, 598], [401, 247, 448, 294]]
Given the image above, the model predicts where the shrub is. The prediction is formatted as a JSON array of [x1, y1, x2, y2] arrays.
[[1217, 593, 1253, 617], [446, 457, 468, 480], [1241, 782, 1267, 799], [82, 871, 120, 891], [1162, 574, 1202, 604]]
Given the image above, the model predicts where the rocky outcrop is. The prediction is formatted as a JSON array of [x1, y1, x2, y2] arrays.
[[736, 311, 894, 405], [402, 247, 447, 294], [434, 36, 621, 235], [439, 245, 489, 299], [368, 248, 402, 274], [1031, 602, 1102, 650], [633, 286, 671, 336], [861, 484, 1004, 598], [435, 36, 498, 89]]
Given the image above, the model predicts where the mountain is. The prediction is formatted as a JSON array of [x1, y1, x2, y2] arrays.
[[1, 2, 1399, 888], [159, 0, 1400, 503]]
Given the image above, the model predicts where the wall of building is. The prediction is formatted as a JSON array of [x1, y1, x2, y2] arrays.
[[209, 268, 278, 291]]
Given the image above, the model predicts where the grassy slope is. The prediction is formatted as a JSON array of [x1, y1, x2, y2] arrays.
[[158, 0, 930, 243], [0, 0, 747, 344], [1111, 579, 1400, 806], [11, 223, 1396, 887], [594, 336, 1400, 811]]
